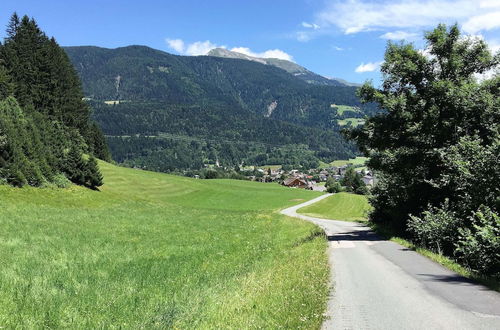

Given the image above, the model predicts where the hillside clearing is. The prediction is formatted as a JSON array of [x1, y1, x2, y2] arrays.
[[0, 161, 328, 328], [329, 157, 369, 167]]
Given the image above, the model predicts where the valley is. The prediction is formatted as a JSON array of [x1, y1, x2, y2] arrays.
[[65, 45, 379, 172]]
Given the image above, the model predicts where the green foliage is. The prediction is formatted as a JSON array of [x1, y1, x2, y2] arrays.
[[349, 24, 499, 276], [408, 200, 460, 255], [0, 13, 108, 188], [325, 177, 342, 193], [456, 206, 500, 277], [0, 160, 328, 327], [340, 167, 367, 194], [326, 181, 343, 193]]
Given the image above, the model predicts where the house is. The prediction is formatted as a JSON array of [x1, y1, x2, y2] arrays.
[[362, 175, 374, 186], [283, 177, 309, 189]]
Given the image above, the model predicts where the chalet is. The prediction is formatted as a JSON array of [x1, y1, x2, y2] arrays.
[[283, 177, 309, 189]]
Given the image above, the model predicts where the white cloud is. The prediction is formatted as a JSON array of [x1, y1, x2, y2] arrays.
[[480, 0, 500, 9], [296, 31, 312, 42], [185, 40, 222, 56], [165, 38, 294, 61], [230, 47, 294, 61], [166, 39, 185, 53], [380, 31, 418, 40], [333, 46, 344, 51], [316, 0, 499, 35], [165, 38, 223, 55], [302, 22, 320, 30], [462, 11, 500, 34], [355, 61, 382, 73]]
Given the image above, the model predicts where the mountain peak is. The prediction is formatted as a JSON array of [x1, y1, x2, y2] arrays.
[[207, 48, 268, 64], [207, 48, 349, 87]]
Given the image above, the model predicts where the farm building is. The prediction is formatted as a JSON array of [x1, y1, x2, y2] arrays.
[[283, 177, 309, 189]]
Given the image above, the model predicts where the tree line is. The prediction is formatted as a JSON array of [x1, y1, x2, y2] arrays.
[[0, 13, 109, 189]]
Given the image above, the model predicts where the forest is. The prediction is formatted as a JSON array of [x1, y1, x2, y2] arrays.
[[65, 45, 380, 171], [0, 14, 109, 188]]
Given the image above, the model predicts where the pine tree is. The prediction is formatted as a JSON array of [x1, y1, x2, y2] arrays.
[[64, 146, 86, 185], [85, 156, 103, 188]]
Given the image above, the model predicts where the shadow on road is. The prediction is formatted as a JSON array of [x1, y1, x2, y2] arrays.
[[327, 230, 381, 242], [417, 273, 477, 285]]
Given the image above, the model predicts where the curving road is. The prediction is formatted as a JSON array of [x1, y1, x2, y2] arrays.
[[281, 194, 500, 330]]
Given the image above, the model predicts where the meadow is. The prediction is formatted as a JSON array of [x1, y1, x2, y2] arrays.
[[0, 161, 329, 328], [297, 192, 372, 222], [321, 157, 368, 168]]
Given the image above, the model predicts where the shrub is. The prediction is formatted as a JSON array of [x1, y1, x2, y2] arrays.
[[456, 206, 500, 277], [407, 200, 460, 255], [327, 181, 342, 193]]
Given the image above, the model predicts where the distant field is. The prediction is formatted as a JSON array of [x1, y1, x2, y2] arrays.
[[331, 104, 360, 116], [330, 156, 369, 167], [297, 192, 372, 222], [258, 164, 282, 170], [0, 162, 328, 328], [337, 118, 365, 127]]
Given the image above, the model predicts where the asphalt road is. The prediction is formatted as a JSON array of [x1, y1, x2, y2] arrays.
[[281, 194, 500, 330]]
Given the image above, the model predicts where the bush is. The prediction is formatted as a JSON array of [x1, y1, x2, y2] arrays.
[[456, 206, 500, 277], [326, 181, 342, 193], [52, 173, 71, 188], [407, 200, 460, 255]]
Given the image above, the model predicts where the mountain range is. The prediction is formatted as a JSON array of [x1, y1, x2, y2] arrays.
[[64, 45, 377, 172]]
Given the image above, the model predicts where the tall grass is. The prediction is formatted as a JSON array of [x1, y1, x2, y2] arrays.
[[0, 161, 328, 328]]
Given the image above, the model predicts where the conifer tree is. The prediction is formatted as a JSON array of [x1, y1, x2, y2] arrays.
[[85, 156, 103, 188], [0, 13, 108, 188]]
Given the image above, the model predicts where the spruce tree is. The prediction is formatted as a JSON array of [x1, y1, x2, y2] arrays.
[[85, 156, 103, 188]]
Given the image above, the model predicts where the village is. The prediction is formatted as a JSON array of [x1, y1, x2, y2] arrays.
[[247, 163, 375, 192]]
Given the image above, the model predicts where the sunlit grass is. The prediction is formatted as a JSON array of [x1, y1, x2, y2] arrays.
[[297, 192, 371, 221], [0, 161, 328, 328]]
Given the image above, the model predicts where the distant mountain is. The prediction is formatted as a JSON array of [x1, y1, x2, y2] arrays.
[[64, 45, 377, 172], [207, 48, 351, 87]]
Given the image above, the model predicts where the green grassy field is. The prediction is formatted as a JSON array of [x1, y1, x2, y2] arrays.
[[0, 161, 329, 328], [297, 192, 372, 222], [329, 157, 369, 167], [337, 118, 365, 127], [331, 104, 360, 116]]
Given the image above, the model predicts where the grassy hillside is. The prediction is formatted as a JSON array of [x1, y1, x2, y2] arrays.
[[0, 162, 328, 328], [297, 192, 372, 222]]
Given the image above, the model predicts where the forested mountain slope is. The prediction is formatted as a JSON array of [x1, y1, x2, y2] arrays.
[[65, 45, 377, 172]]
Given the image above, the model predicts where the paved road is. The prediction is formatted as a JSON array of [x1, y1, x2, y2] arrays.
[[281, 194, 500, 330]]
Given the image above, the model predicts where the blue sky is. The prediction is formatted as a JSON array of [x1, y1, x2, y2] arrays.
[[1, 1, 499, 84]]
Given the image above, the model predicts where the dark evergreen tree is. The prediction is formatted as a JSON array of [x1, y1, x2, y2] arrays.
[[85, 156, 103, 188], [0, 13, 107, 188]]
